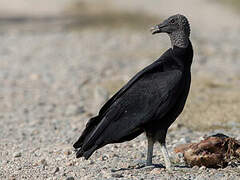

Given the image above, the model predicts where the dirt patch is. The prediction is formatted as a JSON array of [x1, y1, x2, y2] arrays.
[[177, 76, 240, 131]]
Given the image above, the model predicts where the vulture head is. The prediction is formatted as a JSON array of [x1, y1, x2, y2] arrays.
[[151, 14, 191, 48]]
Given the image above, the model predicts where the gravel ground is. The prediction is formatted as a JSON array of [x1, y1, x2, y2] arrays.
[[0, 0, 240, 179]]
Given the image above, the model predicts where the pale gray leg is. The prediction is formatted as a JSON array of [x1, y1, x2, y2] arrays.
[[160, 143, 171, 170], [146, 138, 154, 166]]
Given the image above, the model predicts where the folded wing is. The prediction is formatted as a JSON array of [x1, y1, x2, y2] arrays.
[[74, 51, 183, 159]]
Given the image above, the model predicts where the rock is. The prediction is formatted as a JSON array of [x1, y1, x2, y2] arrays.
[[64, 149, 72, 156], [199, 166, 206, 170], [192, 165, 199, 170], [150, 168, 163, 174], [53, 167, 60, 174], [66, 177, 74, 180], [179, 137, 188, 144], [101, 155, 108, 161], [40, 159, 48, 166], [88, 160, 94, 165], [111, 173, 124, 178], [142, 165, 155, 170], [13, 152, 22, 158], [33, 162, 39, 167]]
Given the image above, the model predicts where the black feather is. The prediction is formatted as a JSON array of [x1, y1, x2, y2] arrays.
[[73, 41, 193, 160]]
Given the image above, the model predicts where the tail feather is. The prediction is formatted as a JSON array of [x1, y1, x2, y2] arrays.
[[73, 116, 100, 149], [74, 104, 122, 159], [81, 116, 109, 151], [73, 115, 108, 159], [76, 144, 99, 159], [76, 149, 84, 158], [74, 116, 110, 159]]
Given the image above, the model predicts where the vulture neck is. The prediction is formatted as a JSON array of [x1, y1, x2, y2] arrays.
[[169, 31, 189, 48], [172, 39, 193, 67]]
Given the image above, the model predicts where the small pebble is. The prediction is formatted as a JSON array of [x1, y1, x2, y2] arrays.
[[192, 165, 199, 170], [53, 167, 60, 174], [13, 152, 22, 158], [101, 155, 108, 161], [64, 149, 72, 156], [111, 173, 124, 178], [88, 160, 94, 164], [66, 177, 74, 180], [199, 166, 206, 170], [150, 168, 163, 174], [40, 159, 48, 166]]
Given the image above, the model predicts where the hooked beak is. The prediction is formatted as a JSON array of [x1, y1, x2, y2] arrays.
[[150, 21, 168, 35]]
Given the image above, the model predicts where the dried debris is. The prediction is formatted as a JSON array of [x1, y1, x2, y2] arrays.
[[174, 133, 240, 168]]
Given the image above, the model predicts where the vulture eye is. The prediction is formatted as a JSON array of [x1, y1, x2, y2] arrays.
[[170, 19, 175, 24]]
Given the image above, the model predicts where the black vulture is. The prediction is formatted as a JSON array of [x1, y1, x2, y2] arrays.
[[73, 14, 193, 169]]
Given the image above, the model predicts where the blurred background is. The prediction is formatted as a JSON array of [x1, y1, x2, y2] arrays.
[[0, 0, 240, 178]]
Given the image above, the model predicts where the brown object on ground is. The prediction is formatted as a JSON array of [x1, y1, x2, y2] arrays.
[[174, 133, 240, 168]]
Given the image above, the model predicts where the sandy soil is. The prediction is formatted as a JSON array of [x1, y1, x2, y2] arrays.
[[0, 0, 240, 179]]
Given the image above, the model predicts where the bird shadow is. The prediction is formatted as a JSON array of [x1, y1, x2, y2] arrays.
[[111, 163, 189, 172], [174, 164, 189, 169], [111, 163, 165, 172]]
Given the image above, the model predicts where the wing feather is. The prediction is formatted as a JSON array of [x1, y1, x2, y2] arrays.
[[83, 69, 182, 147]]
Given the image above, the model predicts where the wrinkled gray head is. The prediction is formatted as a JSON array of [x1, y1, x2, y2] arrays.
[[151, 14, 191, 48]]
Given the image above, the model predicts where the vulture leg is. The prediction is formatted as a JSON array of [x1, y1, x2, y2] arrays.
[[146, 137, 154, 166], [160, 142, 171, 170]]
